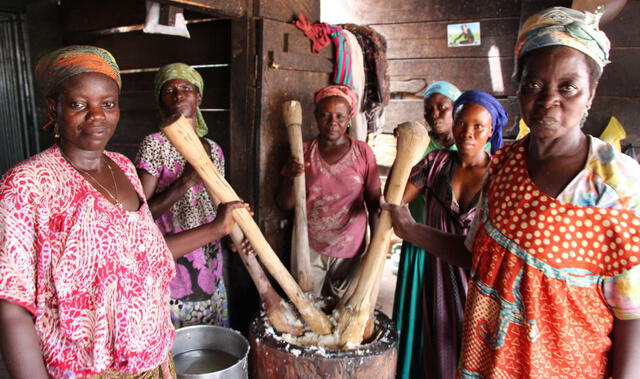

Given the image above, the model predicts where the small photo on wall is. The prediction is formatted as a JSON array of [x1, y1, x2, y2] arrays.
[[447, 22, 481, 47]]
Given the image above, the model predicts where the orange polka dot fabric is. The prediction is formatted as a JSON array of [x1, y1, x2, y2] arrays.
[[459, 137, 640, 378]]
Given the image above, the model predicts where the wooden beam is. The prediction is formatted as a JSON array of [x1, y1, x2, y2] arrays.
[[153, 0, 245, 18]]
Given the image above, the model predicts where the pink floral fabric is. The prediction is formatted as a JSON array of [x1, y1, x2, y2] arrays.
[[303, 136, 381, 258], [0, 145, 175, 378]]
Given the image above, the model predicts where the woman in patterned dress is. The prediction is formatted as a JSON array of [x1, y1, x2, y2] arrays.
[[0, 46, 178, 377], [396, 91, 506, 379], [277, 85, 381, 299], [384, 7, 640, 378], [136, 63, 248, 328]]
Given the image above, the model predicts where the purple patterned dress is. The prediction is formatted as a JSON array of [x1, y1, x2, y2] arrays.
[[409, 149, 483, 378], [135, 131, 229, 328]]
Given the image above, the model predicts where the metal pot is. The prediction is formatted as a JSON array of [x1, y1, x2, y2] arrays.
[[172, 325, 249, 379]]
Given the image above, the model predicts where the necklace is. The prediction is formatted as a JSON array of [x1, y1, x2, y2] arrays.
[[60, 149, 123, 209]]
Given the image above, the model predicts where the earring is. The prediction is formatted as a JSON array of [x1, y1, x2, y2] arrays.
[[54, 123, 60, 139]]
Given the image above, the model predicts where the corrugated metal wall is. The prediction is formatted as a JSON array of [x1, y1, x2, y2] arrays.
[[0, 11, 38, 175]]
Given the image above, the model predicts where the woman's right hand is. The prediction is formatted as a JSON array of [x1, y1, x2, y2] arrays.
[[381, 199, 416, 240], [281, 157, 306, 178]]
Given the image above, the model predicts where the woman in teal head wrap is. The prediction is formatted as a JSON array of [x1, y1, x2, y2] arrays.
[[136, 63, 250, 328], [392, 80, 461, 379]]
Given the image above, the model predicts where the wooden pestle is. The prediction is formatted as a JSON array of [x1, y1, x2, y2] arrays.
[[282, 100, 313, 293], [228, 227, 304, 336], [337, 121, 429, 347], [161, 114, 333, 335]]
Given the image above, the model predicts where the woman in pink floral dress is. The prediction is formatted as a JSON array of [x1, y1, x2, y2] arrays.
[[0, 46, 182, 378], [136, 63, 248, 329]]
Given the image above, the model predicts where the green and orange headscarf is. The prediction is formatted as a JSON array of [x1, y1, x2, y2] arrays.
[[154, 63, 208, 137], [513, 6, 611, 83], [35, 45, 121, 97], [35, 45, 121, 131]]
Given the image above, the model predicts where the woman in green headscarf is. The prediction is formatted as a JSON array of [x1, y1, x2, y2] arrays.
[[135, 63, 249, 328]]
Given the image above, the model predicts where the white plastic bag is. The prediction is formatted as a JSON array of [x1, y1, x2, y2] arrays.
[[143, 1, 191, 38]]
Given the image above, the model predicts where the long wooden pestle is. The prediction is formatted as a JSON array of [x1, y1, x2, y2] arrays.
[[161, 114, 333, 335], [282, 100, 313, 293], [337, 121, 429, 347]]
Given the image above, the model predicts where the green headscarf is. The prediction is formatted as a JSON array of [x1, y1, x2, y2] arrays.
[[154, 63, 208, 137]]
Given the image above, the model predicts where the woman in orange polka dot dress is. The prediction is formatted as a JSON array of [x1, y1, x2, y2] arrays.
[[383, 7, 640, 378]]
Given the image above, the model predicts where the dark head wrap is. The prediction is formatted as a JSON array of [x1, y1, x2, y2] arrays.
[[154, 63, 207, 137], [453, 90, 507, 154], [513, 6, 610, 83]]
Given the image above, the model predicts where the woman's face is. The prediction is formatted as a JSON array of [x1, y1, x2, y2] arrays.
[[315, 96, 351, 141], [160, 78, 202, 119], [423, 93, 454, 136], [452, 103, 493, 155], [48, 72, 120, 152], [519, 46, 596, 140]]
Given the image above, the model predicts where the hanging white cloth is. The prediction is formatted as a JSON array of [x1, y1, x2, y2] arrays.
[[342, 30, 367, 141]]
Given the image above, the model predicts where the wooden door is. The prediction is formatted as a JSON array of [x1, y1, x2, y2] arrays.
[[254, 16, 333, 265]]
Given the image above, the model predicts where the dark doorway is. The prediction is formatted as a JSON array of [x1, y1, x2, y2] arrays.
[[0, 10, 39, 175]]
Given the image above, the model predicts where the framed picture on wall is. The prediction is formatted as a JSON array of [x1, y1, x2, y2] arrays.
[[447, 22, 481, 47]]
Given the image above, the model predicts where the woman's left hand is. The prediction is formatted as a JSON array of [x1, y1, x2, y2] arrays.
[[228, 237, 255, 256]]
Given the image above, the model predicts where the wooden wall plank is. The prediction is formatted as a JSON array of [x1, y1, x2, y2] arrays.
[[386, 35, 516, 60], [258, 0, 319, 23], [156, 0, 245, 18], [61, 0, 146, 33], [389, 57, 517, 96], [601, 1, 640, 47], [269, 51, 333, 72], [585, 96, 640, 147], [72, 21, 231, 69], [375, 18, 519, 59], [597, 49, 640, 98], [346, 0, 522, 25]]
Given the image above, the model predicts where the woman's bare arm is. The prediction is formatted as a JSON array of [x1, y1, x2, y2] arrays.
[[0, 300, 48, 378], [364, 184, 382, 234], [275, 158, 305, 212], [382, 201, 471, 268], [164, 201, 250, 259], [139, 168, 200, 220], [612, 318, 640, 378]]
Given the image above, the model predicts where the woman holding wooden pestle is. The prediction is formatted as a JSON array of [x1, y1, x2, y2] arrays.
[[136, 63, 250, 329], [384, 7, 640, 377], [277, 85, 381, 299], [394, 90, 505, 379]]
